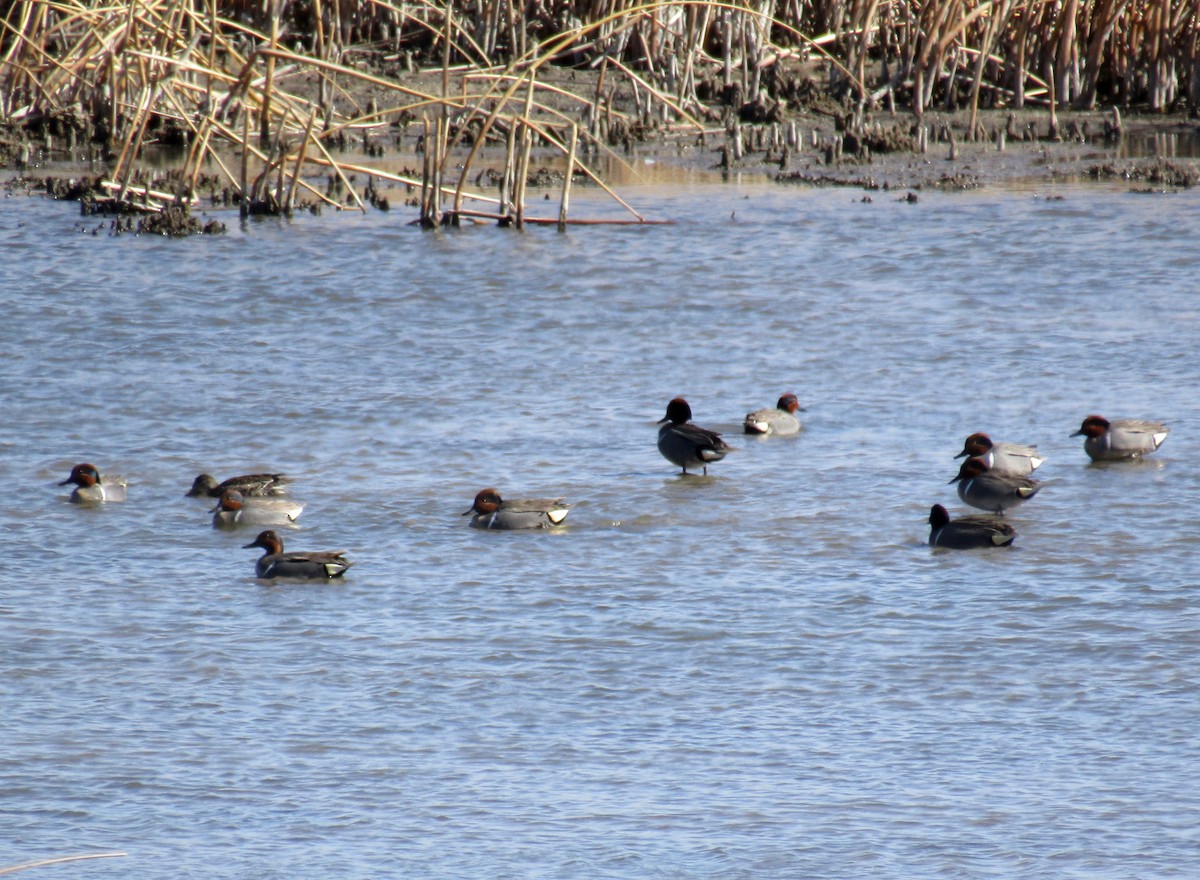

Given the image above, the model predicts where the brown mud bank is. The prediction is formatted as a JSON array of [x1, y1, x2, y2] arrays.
[[6, 104, 1198, 223], [3, 62, 1200, 237], [3, 0, 1200, 234]]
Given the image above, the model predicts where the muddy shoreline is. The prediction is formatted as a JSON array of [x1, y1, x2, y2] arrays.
[[4, 63, 1200, 232], [6, 111, 1199, 189]]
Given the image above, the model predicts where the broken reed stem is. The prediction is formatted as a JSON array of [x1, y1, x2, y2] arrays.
[[209, 115, 344, 208], [592, 56, 608, 138], [525, 118, 646, 222], [307, 124, 367, 212], [431, 113, 445, 224], [206, 0, 216, 108], [513, 73, 536, 230], [239, 98, 250, 217], [453, 207, 669, 225], [158, 83, 241, 195], [441, 5, 453, 104], [514, 120, 531, 229], [266, 106, 288, 205], [111, 83, 153, 200], [0, 853, 128, 876], [420, 113, 431, 223], [261, 0, 279, 147], [286, 108, 319, 211], [501, 120, 516, 215], [557, 121, 578, 232], [183, 114, 213, 196]]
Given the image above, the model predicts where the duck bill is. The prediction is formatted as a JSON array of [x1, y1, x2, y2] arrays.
[[948, 475, 961, 484], [241, 538, 260, 549], [461, 508, 475, 516], [953, 450, 969, 459], [1069, 429, 1084, 437]]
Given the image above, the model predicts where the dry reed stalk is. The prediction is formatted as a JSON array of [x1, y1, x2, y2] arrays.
[[300, 153, 502, 206], [261, 0, 279, 145], [257, 45, 448, 103], [100, 179, 195, 207], [263, 105, 289, 205], [501, 119, 516, 214], [529, 120, 647, 221], [286, 107, 319, 210], [967, 0, 1011, 132], [1055, 0, 1080, 106], [444, 0, 859, 216], [204, 116, 345, 208], [599, 53, 704, 128], [330, 0, 343, 57], [852, 0, 882, 109], [592, 55, 608, 136], [239, 96, 250, 216], [1046, 58, 1058, 135], [513, 73, 535, 229], [452, 207, 671, 225], [431, 112, 446, 223], [440, 3, 453, 102], [113, 80, 161, 202], [420, 113, 431, 222], [1077, 0, 1123, 109], [186, 116, 219, 194], [466, 71, 632, 125], [557, 121, 578, 231], [206, 0, 217, 106], [0, 853, 127, 876], [10, 0, 1200, 230]]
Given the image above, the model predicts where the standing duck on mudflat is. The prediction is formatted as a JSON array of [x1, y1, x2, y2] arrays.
[[954, 432, 1043, 476], [951, 456, 1040, 515], [242, 530, 352, 579], [743, 393, 805, 436], [1071, 415, 1169, 461], [657, 397, 733, 476], [59, 463, 126, 503]]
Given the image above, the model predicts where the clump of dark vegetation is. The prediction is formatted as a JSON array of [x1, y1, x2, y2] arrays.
[[136, 206, 227, 237], [1084, 159, 1200, 188]]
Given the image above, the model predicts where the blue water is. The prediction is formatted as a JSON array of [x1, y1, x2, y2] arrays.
[[2, 172, 1199, 878]]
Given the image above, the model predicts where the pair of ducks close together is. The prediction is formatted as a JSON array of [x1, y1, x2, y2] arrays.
[[929, 415, 1170, 549]]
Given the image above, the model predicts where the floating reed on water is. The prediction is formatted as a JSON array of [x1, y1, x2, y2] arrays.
[[1, 0, 1197, 220], [0, 852, 127, 875]]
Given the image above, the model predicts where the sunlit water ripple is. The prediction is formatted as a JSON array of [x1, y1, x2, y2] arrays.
[[2, 175, 1199, 879]]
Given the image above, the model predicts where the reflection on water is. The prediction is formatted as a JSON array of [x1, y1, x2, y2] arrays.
[[2, 177, 1199, 879], [1119, 127, 1200, 160]]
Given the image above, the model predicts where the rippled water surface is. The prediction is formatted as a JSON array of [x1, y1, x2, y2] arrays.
[[3, 174, 1199, 879]]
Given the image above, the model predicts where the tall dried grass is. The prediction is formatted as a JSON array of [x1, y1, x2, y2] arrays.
[[1, 0, 1196, 217]]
